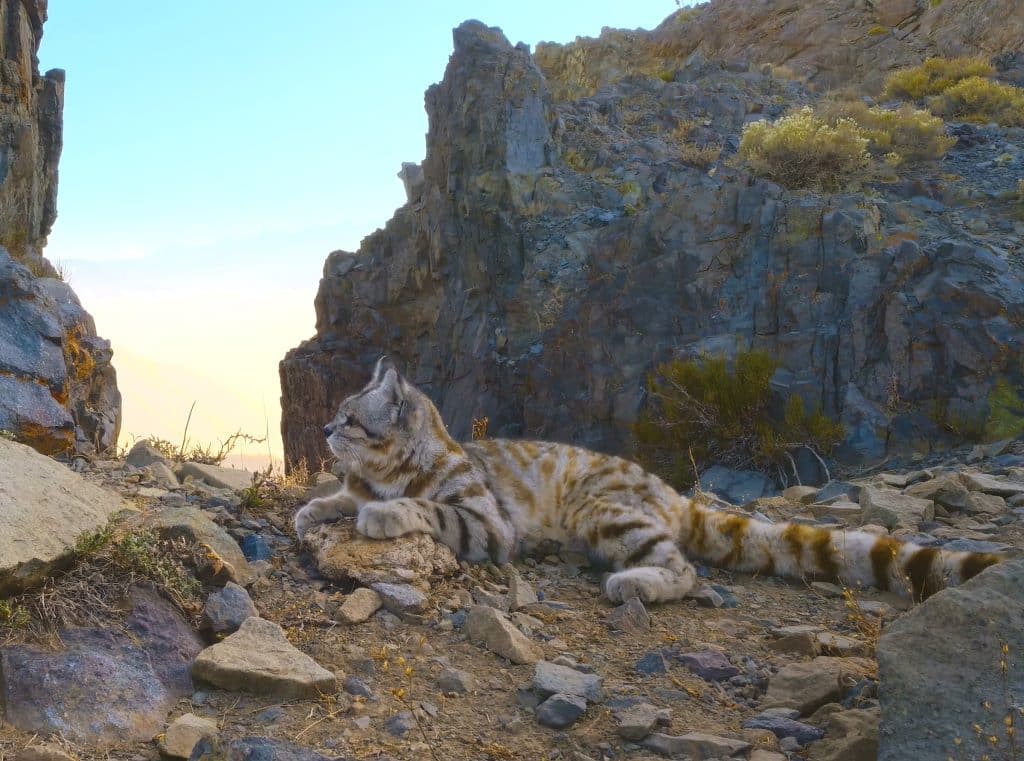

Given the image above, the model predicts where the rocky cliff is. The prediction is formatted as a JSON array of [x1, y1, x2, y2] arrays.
[[0, 0, 120, 454], [281, 2, 1024, 472]]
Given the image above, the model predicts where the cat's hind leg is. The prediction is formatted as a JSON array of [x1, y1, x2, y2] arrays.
[[577, 499, 698, 603]]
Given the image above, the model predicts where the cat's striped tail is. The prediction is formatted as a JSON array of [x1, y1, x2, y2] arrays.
[[680, 502, 1003, 601]]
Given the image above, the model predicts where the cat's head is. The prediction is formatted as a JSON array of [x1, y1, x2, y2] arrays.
[[322, 356, 425, 468]]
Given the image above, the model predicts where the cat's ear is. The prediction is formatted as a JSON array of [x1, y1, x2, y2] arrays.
[[371, 355, 398, 384]]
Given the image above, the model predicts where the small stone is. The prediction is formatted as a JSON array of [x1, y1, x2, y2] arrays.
[[965, 492, 1007, 515], [385, 711, 416, 737], [437, 667, 474, 694], [162, 713, 218, 759], [750, 751, 788, 761], [336, 588, 383, 624], [508, 568, 538, 610], [678, 650, 739, 682], [743, 713, 825, 745], [371, 582, 428, 614], [472, 585, 508, 610], [465, 605, 542, 664], [961, 472, 1024, 497], [615, 703, 670, 741], [905, 474, 969, 511], [175, 462, 254, 492], [536, 693, 587, 728], [810, 501, 863, 523], [14, 745, 77, 761], [240, 534, 273, 561], [126, 439, 171, 468], [685, 584, 724, 608], [635, 650, 670, 675], [201, 582, 257, 634], [816, 632, 869, 656], [769, 625, 823, 656], [190, 617, 336, 699], [343, 676, 374, 698], [353, 716, 371, 730], [642, 732, 750, 758], [783, 485, 819, 503], [533, 661, 604, 702], [764, 657, 873, 716], [605, 596, 650, 634], [860, 486, 933, 530], [811, 581, 845, 598]]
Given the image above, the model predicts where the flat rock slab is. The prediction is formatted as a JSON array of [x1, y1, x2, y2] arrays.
[[176, 462, 254, 492], [533, 660, 603, 702], [305, 520, 458, 587], [125, 584, 204, 694], [191, 617, 336, 699], [765, 656, 875, 716], [860, 486, 933, 530], [642, 731, 750, 758], [0, 438, 127, 595], [878, 557, 1024, 761], [144, 506, 253, 585], [1, 627, 176, 747], [189, 736, 340, 760]]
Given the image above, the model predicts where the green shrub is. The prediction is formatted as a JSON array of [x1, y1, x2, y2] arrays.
[[820, 101, 956, 162], [883, 56, 994, 100], [738, 107, 870, 190], [930, 76, 1024, 126], [633, 351, 843, 490]]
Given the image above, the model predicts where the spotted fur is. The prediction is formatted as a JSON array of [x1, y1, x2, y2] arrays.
[[294, 359, 1003, 604]]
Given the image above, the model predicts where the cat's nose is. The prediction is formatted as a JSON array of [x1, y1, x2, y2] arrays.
[[323, 424, 334, 437]]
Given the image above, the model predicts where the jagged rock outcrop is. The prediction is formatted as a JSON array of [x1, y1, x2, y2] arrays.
[[534, 0, 1024, 97], [281, 9, 1024, 471], [0, 0, 120, 454]]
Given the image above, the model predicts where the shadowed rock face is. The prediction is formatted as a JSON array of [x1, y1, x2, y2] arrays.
[[0, 0, 121, 454], [281, 10, 1024, 471]]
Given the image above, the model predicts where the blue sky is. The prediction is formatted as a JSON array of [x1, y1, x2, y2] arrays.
[[37, 1, 681, 466]]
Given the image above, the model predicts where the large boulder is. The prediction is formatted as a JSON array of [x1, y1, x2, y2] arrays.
[[280, 16, 1024, 472], [0, 586, 199, 747], [0, 0, 120, 455], [0, 438, 127, 594], [877, 557, 1024, 760]]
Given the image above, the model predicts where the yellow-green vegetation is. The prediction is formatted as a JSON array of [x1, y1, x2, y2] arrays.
[[819, 101, 956, 162], [738, 107, 870, 190], [930, 76, 1024, 127], [985, 379, 1024, 441], [679, 142, 722, 169], [1018, 179, 1024, 199], [633, 350, 843, 490], [883, 56, 994, 100], [868, 25, 888, 36], [883, 57, 1024, 126], [0, 429, 15, 441]]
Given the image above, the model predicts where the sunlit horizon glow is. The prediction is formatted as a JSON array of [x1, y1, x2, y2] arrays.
[[38, 1, 686, 469]]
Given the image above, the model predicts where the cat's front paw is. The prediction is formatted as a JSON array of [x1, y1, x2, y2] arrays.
[[356, 501, 417, 539]]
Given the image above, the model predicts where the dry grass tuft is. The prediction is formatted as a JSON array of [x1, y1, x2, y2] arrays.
[[0, 520, 204, 644]]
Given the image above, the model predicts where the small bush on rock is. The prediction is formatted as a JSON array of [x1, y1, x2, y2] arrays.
[[819, 101, 956, 162], [633, 350, 843, 490], [929, 76, 1024, 126], [883, 56, 994, 100], [738, 107, 870, 190]]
